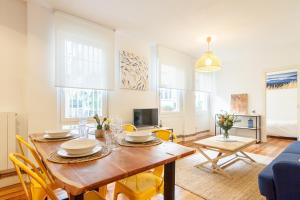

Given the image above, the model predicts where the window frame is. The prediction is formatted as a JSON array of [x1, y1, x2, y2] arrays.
[[194, 90, 211, 115], [59, 88, 108, 124], [159, 88, 183, 115]]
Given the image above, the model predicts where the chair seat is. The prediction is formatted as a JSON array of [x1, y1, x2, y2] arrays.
[[118, 173, 163, 194]]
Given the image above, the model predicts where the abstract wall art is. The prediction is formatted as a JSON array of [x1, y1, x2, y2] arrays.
[[230, 93, 248, 114], [120, 50, 148, 90], [266, 70, 297, 90]]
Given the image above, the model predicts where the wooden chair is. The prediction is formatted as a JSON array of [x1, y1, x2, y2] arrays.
[[9, 153, 105, 200], [122, 124, 137, 132]]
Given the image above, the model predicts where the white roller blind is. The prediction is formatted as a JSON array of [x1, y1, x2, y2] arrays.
[[195, 72, 213, 92], [54, 12, 115, 90], [158, 46, 193, 90]]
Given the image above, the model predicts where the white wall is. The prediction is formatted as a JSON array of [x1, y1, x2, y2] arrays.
[[213, 47, 300, 141], [26, 2, 59, 133], [108, 31, 158, 123], [0, 0, 213, 141], [0, 0, 27, 187], [266, 88, 297, 122], [0, 0, 27, 132]]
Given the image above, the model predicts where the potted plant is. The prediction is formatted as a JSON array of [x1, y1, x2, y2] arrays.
[[217, 112, 236, 139], [93, 114, 111, 138]]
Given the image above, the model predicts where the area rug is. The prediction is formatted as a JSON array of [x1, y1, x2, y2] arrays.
[[176, 151, 273, 200]]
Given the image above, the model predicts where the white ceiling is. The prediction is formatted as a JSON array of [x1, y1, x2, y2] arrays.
[[41, 0, 300, 58]]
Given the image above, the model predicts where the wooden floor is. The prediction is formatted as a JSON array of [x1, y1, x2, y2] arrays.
[[0, 136, 295, 200]]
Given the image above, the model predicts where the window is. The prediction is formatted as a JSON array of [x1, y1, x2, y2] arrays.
[[61, 88, 106, 122], [160, 88, 181, 112], [195, 91, 210, 112]]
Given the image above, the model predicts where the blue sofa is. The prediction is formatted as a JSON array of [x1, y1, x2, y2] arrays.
[[258, 141, 300, 200]]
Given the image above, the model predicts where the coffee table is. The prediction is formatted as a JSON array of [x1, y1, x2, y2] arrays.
[[194, 135, 256, 178]]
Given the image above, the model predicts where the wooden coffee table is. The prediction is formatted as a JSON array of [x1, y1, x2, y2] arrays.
[[194, 135, 256, 178]]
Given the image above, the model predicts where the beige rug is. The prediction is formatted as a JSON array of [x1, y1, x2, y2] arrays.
[[176, 151, 273, 200]]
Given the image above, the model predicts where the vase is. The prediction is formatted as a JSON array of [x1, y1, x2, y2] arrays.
[[223, 129, 229, 139], [95, 129, 105, 138]]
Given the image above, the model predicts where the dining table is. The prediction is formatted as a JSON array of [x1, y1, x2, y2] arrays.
[[30, 133, 195, 200]]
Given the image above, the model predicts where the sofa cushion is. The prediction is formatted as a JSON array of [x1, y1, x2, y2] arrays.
[[259, 152, 300, 200], [282, 141, 300, 154]]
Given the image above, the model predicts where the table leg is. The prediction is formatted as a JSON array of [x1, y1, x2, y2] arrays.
[[69, 194, 83, 200], [240, 151, 256, 162], [164, 161, 175, 200]]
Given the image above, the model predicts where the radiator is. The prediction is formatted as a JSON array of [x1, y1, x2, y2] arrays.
[[0, 112, 17, 172]]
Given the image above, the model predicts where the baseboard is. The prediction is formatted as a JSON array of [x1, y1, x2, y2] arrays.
[[267, 135, 297, 140]]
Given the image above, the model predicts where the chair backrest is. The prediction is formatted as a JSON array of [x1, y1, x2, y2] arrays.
[[153, 129, 178, 142], [9, 153, 58, 200], [16, 134, 54, 184], [122, 124, 137, 132]]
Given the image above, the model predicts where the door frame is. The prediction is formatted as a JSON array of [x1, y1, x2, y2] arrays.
[[264, 65, 300, 140]]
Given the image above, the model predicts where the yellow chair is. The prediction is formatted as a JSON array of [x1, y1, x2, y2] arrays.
[[122, 124, 137, 132], [153, 129, 178, 143], [9, 153, 61, 200], [16, 134, 57, 200], [84, 191, 106, 200], [16, 135, 55, 183], [9, 153, 105, 200], [113, 169, 164, 200], [113, 129, 178, 200]]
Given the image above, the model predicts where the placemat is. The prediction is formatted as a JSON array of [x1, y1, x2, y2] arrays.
[[30, 134, 80, 142], [118, 138, 162, 147], [47, 146, 111, 164]]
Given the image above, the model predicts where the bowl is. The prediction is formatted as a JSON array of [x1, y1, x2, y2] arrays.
[[45, 130, 70, 138], [60, 138, 99, 155], [125, 131, 152, 143]]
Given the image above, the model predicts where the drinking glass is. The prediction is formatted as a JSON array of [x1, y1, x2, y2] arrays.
[[78, 117, 88, 138]]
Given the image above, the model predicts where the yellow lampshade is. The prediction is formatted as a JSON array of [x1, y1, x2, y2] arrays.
[[195, 37, 221, 72]]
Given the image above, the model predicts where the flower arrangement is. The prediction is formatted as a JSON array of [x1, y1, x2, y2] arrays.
[[93, 114, 111, 131], [217, 112, 237, 138], [93, 114, 111, 138]]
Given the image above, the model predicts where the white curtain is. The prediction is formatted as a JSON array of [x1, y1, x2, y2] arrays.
[[195, 71, 213, 92], [54, 12, 115, 90], [158, 46, 193, 90]]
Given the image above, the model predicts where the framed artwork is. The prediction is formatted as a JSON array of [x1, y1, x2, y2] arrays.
[[231, 93, 248, 114], [266, 70, 297, 90], [120, 50, 148, 90]]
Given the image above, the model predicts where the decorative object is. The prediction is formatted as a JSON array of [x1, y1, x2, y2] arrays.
[[93, 114, 111, 138], [120, 50, 148, 90], [195, 37, 221, 72], [231, 93, 248, 114], [248, 118, 254, 128], [215, 114, 262, 143], [216, 112, 236, 139], [266, 70, 297, 90]]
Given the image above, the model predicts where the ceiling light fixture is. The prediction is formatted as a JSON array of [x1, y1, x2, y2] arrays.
[[195, 36, 221, 72]]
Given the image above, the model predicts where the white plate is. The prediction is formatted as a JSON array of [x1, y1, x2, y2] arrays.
[[61, 138, 99, 155], [44, 130, 70, 138], [57, 146, 102, 158], [43, 133, 72, 139], [125, 136, 156, 143], [125, 131, 152, 142]]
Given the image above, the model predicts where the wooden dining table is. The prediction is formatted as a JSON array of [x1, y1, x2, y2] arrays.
[[30, 134, 195, 200]]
